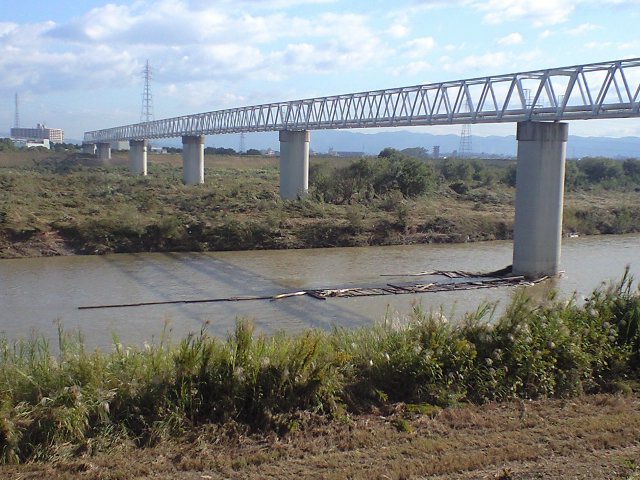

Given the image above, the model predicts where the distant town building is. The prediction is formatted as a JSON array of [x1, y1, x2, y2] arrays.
[[328, 147, 365, 157], [12, 138, 51, 149], [433, 145, 440, 159], [10, 123, 64, 144]]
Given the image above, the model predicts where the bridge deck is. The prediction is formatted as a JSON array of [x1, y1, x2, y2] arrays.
[[84, 58, 640, 143]]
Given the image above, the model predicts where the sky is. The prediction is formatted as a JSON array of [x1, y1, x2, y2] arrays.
[[1, 0, 639, 143]]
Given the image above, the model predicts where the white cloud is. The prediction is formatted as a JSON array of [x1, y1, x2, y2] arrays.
[[472, 0, 574, 26], [442, 52, 510, 74], [402, 37, 437, 59], [567, 23, 600, 35], [384, 10, 411, 39], [390, 61, 433, 77], [0, 0, 390, 100], [496, 33, 523, 46], [539, 29, 554, 39], [585, 41, 613, 49], [388, 23, 410, 39]]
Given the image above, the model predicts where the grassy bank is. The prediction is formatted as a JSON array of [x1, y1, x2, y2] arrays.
[[0, 271, 638, 465], [1, 151, 639, 258]]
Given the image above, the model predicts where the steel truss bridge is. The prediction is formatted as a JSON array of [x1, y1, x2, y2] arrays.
[[84, 57, 640, 143]]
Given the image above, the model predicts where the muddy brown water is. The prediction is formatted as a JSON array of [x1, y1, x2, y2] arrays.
[[1, 234, 638, 349]]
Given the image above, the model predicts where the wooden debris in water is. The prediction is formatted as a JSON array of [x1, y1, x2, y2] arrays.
[[305, 275, 538, 300], [78, 270, 547, 310]]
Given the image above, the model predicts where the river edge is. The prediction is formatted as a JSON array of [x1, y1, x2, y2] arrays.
[[2, 151, 640, 260]]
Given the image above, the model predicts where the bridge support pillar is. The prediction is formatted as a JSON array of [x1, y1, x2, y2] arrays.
[[182, 135, 204, 184], [96, 142, 111, 162], [279, 130, 309, 200], [129, 139, 148, 175], [512, 121, 568, 278], [82, 143, 95, 155]]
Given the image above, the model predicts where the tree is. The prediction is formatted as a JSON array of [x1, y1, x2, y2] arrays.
[[0, 138, 16, 152], [401, 147, 430, 159], [440, 159, 473, 182], [622, 158, 640, 179], [577, 157, 622, 183]]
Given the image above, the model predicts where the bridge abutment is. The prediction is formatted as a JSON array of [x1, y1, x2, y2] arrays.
[[182, 135, 205, 184], [512, 121, 568, 278], [96, 142, 111, 162], [129, 140, 148, 175], [279, 130, 309, 200]]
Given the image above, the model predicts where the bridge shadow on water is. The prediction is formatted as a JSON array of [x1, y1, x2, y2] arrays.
[[100, 251, 374, 338]]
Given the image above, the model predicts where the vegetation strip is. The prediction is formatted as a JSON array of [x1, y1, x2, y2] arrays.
[[1, 269, 638, 466], [2, 148, 640, 259]]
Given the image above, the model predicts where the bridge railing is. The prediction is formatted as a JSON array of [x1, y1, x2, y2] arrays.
[[84, 57, 640, 143]]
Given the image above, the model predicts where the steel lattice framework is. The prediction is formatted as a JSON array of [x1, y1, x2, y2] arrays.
[[84, 57, 640, 143]]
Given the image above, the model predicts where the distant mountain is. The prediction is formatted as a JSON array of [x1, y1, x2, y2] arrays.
[[66, 130, 640, 159], [201, 130, 640, 159]]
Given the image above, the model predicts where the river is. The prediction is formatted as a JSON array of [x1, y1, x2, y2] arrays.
[[1, 234, 638, 349]]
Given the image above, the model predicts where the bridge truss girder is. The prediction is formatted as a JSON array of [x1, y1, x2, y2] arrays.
[[84, 57, 640, 142]]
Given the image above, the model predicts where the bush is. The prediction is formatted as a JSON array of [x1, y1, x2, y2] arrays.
[[309, 150, 435, 204]]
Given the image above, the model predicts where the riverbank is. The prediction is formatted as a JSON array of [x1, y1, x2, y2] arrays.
[[0, 271, 639, 477], [3, 393, 639, 479], [1, 151, 639, 259]]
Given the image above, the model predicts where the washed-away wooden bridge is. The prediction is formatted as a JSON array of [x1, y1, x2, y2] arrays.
[[79, 267, 548, 310]]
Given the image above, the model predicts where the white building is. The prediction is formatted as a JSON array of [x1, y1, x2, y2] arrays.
[[12, 138, 51, 149]]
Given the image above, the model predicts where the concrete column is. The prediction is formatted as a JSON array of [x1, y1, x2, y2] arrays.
[[279, 130, 310, 200], [129, 139, 148, 175], [512, 121, 568, 278], [82, 143, 95, 155], [182, 135, 205, 184], [96, 142, 111, 162]]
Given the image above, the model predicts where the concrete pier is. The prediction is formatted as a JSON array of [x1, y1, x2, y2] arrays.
[[129, 139, 148, 175], [81, 143, 95, 155], [279, 130, 309, 200], [512, 121, 568, 278], [182, 135, 205, 184], [96, 142, 111, 162]]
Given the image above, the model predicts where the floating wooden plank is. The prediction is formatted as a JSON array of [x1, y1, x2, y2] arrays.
[[271, 291, 307, 301]]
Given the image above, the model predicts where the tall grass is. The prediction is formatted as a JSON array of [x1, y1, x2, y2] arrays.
[[0, 272, 639, 463]]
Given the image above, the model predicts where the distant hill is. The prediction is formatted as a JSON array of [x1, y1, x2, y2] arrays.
[[64, 130, 640, 159], [202, 130, 640, 159]]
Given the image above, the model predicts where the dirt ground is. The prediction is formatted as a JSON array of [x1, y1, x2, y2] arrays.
[[3, 393, 639, 480]]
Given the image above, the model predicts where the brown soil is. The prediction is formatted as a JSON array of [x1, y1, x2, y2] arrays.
[[3, 393, 639, 479], [0, 229, 74, 259]]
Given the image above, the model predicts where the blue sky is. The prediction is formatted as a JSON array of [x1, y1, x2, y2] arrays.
[[1, 0, 639, 141]]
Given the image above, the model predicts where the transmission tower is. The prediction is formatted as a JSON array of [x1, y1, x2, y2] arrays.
[[140, 60, 154, 123], [14, 93, 20, 128], [459, 124, 472, 157]]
